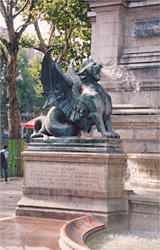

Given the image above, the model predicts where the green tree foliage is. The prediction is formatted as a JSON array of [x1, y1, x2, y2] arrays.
[[0, 0, 91, 123], [16, 49, 45, 114], [21, 0, 91, 69], [0, 0, 37, 139], [28, 54, 44, 96], [0, 0, 91, 176]]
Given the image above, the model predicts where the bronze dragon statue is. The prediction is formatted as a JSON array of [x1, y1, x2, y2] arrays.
[[32, 52, 119, 139]]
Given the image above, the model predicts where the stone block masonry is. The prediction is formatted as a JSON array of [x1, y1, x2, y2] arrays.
[[17, 138, 127, 221]]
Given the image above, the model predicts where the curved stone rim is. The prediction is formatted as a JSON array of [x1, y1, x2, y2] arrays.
[[59, 215, 104, 250], [127, 153, 160, 159]]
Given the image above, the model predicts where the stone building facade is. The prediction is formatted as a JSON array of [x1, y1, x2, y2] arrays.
[[88, 0, 160, 154]]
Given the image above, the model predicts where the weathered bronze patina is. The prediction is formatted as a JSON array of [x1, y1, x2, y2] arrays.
[[32, 51, 118, 138]]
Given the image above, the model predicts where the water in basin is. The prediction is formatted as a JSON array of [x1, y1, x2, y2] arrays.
[[87, 229, 160, 250]]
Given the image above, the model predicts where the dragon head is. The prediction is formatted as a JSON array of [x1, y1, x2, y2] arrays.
[[78, 58, 102, 81]]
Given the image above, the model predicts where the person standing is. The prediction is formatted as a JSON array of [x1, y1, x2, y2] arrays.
[[0, 145, 8, 182]]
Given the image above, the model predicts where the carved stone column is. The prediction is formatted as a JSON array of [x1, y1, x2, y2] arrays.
[[88, 0, 127, 65], [88, 0, 160, 158], [88, 0, 160, 103]]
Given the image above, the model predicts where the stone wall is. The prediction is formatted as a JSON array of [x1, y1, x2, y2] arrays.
[[88, 0, 160, 107], [88, 0, 160, 154]]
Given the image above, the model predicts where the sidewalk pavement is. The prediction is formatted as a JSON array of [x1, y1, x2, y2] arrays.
[[0, 216, 65, 250], [0, 177, 66, 250], [0, 177, 22, 218]]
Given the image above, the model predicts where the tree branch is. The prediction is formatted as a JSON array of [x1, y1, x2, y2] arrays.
[[34, 20, 45, 46], [57, 27, 73, 63], [16, 0, 36, 40], [6, 0, 11, 16], [0, 42, 8, 63], [34, 20, 48, 53], [27, 45, 44, 53], [19, 36, 46, 54], [0, 0, 7, 19], [0, 37, 9, 51], [48, 24, 55, 47], [13, 0, 30, 18], [57, 0, 73, 63]]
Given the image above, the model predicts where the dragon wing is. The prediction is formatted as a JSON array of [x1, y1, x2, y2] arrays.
[[66, 64, 82, 97], [40, 54, 86, 121]]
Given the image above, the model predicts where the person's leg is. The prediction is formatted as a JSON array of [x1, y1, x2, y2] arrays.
[[4, 168, 8, 182], [1, 167, 3, 178], [1, 167, 4, 179]]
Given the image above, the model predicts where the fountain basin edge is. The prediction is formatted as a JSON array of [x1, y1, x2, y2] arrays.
[[59, 215, 104, 250]]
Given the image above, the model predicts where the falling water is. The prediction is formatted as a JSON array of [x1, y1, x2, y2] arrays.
[[101, 64, 140, 92]]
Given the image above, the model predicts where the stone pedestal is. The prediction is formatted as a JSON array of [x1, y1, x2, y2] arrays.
[[112, 106, 160, 153], [127, 153, 160, 193], [129, 193, 160, 234], [16, 138, 127, 221], [125, 153, 160, 233]]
